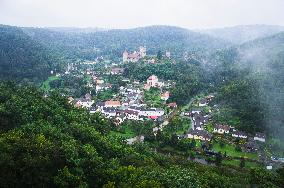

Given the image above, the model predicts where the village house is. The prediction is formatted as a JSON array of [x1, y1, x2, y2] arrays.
[[254, 133, 266, 142], [146, 75, 164, 88], [105, 100, 121, 108], [245, 140, 260, 153], [161, 91, 170, 100], [122, 46, 146, 63], [191, 108, 202, 114], [192, 113, 209, 130], [194, 120, 204, 130], [167, 102, 177, 108], [143, 84, 151, 90], [114, 114, 126, 126], [110, 67, 124, 75], [72, 95, 94, 108], [124, 110, 143, 121], [206, 95, 215, 102], [232, 130, 248, 139], [139, 108, 164, 119], [95, 102, 106, 110], [198, 98, 208, 107], [186, 129, 212, 141], [68, 97, 74, 103], [96, 79, 104, 84], [89, 106, 98, 114], [213, 124, 230, 134], [96, 83, 112, 92], [165, 51, 171, 58]]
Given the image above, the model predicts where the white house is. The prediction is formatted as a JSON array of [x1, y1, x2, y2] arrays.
[[146, 75, 164, 88], [232, 131, 248, 139], [198, 98, 208, 107], [254, 133, 266, 142], [191, 108, 202, 114], [74, 98, 94, 108], [125, 110, 143, 121], [139, 108, 164, 118], [213, 124, 230, 134]]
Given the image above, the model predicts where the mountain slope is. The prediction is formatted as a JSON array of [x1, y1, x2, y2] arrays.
[[212, 32, 284, 141], [199, 25, 284, 44], [0, 25, 63, 83], [23, 25, 231, 60]]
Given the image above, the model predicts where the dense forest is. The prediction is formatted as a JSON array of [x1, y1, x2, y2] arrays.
[[0, 82, 283, 187], [0, 25, 64, 83], [22, 26, 230, 60], [210, 32, 284, 142]]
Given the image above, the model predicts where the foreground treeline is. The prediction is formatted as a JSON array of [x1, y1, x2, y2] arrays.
[[0, 82, 283, 187]]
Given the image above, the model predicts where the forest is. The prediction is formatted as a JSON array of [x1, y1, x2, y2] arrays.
[[0, 82, 283, 187]]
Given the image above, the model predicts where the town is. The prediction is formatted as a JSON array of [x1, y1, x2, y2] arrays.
[[42, 46, 283, 170]]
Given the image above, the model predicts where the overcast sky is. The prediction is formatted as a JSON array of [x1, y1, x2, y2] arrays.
[[1, 0, 284, 29]]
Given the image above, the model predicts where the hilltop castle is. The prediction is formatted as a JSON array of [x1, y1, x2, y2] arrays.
[[123, 46, 146, 63]]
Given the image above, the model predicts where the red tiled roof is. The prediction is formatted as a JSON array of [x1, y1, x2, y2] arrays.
[[105, 100, 121, 106]]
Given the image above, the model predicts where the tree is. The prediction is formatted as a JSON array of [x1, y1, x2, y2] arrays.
[[157, 50, 162, 60], [240, 158, 245, 168], [215, 152, 223, 166]]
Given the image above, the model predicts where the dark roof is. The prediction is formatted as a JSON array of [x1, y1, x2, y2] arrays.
[[124, 109, 139, 115], [193, 113, 209, 124], [90, 106, 97, 111], [96, 102, 105, 106], [232, 130, 247, 136], [245, 141, 260, 149], [103, 107, 117, 113], [214, 124, 230, 131], [188, 129, 212, 139], [199, 98, 207, 104], [128, 106, 143, 111]]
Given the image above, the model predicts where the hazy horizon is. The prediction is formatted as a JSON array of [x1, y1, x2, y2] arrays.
[[1, 0, 284, 30]]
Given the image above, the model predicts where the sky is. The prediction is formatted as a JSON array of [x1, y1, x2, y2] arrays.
[[0, 0, 284, 29]]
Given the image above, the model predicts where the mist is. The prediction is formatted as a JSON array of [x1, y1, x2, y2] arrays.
[[1, 0, 284, 29]]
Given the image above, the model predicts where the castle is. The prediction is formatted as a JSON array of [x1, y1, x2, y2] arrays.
[[123, 46, 146, 63]]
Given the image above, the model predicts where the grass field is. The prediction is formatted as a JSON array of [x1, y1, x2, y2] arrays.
[[213, 142, 259, 160], [41, 76, 59, 91], [222, 159, 261, 168]]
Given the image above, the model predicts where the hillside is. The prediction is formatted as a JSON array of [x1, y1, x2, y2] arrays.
[[0, 25, 63, 83], [199, 25, 284, 44], [22, 25, 231, 60], [211, 32, 284, 142], [0, 82, 282, 187]]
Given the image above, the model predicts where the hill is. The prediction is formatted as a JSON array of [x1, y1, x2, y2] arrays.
[[199, 25, 284, 44], [211, 32, 284, 142], [0, 25, 63, 83], [0, 82, 282, 187], [22, 25, 231, 60]]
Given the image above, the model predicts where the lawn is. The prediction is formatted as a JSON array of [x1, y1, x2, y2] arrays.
[[41, 76, 59, 91], [109, 130, 135, 139], [222, 159, 261, 168], [176, 117, 191, 135], [213, 142, 259, 160], [144, 88, 163, 107]]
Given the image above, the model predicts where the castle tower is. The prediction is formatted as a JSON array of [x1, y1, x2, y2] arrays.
[[139, 46, 146, 58]]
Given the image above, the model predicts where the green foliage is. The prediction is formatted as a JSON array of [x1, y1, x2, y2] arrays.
[[0, 25, 63, 83]]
